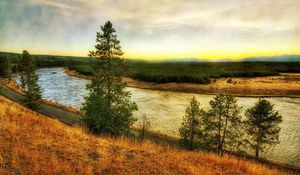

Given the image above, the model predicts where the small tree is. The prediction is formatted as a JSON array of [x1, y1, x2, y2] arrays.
[[207, 93, 243, 156], [179, 97, 206, 150], [0, 55, 6, 76], [244, 99, 282, 158], [81, 21, 137, 136], [138, 114, 151, 141], [0, 56, 12, 79], [19, 50, 42, 110]]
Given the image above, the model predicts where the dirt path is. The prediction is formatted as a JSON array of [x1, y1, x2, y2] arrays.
[[0, 83, 80, 125]]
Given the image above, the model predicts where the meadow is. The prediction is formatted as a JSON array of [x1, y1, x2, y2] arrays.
[[1, 51, 300, 84], [68, 61, 300, 84]]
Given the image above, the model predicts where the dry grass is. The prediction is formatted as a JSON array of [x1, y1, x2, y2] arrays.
[[124, 73, 300, 97], [0, 95, 295, 175]]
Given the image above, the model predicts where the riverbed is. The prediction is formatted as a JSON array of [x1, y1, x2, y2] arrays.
[[15, 67, 300, 167]]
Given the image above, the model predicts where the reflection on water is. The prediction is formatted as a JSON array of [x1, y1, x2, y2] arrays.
[[15, 67, 300, 167]]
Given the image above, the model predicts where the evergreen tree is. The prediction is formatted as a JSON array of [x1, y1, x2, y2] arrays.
[[19, 50, 42, 110], [179, 97, 206, 150], [244, 99, 282, 158], [81, 21, 137, 136], [0, 55, 12, 79], [206, 93, 243, 156], [0, 55, 6, 76]]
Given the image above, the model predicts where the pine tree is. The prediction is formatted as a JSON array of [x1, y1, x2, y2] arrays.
[[0, 55, 12, 79], [179, 97, 206, 150], [206, 93, 243, 156], [81, 21, 137, 136], [244, 99, 282, 158], [0, 55, 6, 76], [19, 50, 42, 110]]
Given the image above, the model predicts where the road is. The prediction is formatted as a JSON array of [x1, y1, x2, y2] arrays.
[[0, 83, 80, 125]]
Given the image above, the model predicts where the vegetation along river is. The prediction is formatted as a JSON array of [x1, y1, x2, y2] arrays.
[[15, 67, 300, 167]]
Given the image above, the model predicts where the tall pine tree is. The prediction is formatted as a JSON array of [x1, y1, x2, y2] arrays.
[[206, 93, 243, 156], [19, 50, 42, 110], [244, 99, 282, 158], [81, 21, 137, 136], [179, 97, 206, 150]]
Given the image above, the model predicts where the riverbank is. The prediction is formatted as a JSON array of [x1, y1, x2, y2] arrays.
[[64, 68, 300, 98], [0, 95, 299, 175], [0, 78, 80, 114], [1, 79, 300, 172], [0, 79, 179, 146]]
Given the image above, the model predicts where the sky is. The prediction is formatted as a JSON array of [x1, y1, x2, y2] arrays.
[[0, 0, 299, 60]]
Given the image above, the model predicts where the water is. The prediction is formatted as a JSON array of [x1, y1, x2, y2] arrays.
[[15, 67, 300, 167]]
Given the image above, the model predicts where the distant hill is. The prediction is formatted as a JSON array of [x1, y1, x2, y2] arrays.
[[165, 55, 300, 62], [1, 51, 300, 62], [242, 55, 300, 62]]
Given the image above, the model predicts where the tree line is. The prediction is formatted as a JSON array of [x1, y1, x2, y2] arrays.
[[180, 94, 282, 158], [0, 21, 283, 160]]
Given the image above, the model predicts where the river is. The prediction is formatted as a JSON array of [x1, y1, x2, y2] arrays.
[[15, 67, 300, 167]]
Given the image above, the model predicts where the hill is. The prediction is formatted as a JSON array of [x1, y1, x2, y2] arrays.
[[0, 95, 295, 175], [1, 51, 300, 62]]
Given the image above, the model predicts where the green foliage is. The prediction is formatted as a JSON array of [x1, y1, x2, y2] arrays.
[[67, 61, 300, 84], [244, 99, 282, 158], [206, 94, 243, 155], [69, 65, 94, 75], [179, 97, 207, 150], [0, 55, 12, 78], [132, 73, 211, 84], [81, 21, 137, 136], [19, 50, 42, 110]]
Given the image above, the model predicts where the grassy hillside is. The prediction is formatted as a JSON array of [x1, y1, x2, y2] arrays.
[[0, 96, 295, 175]]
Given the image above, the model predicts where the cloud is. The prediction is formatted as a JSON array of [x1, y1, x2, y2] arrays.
[[27, 0, 78, 10], [0, 0, 299, 59]]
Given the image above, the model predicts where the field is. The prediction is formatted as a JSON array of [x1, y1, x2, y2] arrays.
[[2, 51, 300, 84], [0, 95, 296, 174], [68, 61, 300, 84]]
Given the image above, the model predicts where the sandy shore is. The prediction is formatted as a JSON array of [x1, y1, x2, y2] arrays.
[[64, 68, 300, 97]]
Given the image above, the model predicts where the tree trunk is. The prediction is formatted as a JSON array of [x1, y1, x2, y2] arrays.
[[217, 114, 222, 155], [255, 145, 259, 158], [190, 122, 195, 150], [220, 117, 228, 156]]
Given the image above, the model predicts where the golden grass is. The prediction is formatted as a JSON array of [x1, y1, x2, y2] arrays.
[[0, 95, 295, 175]]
